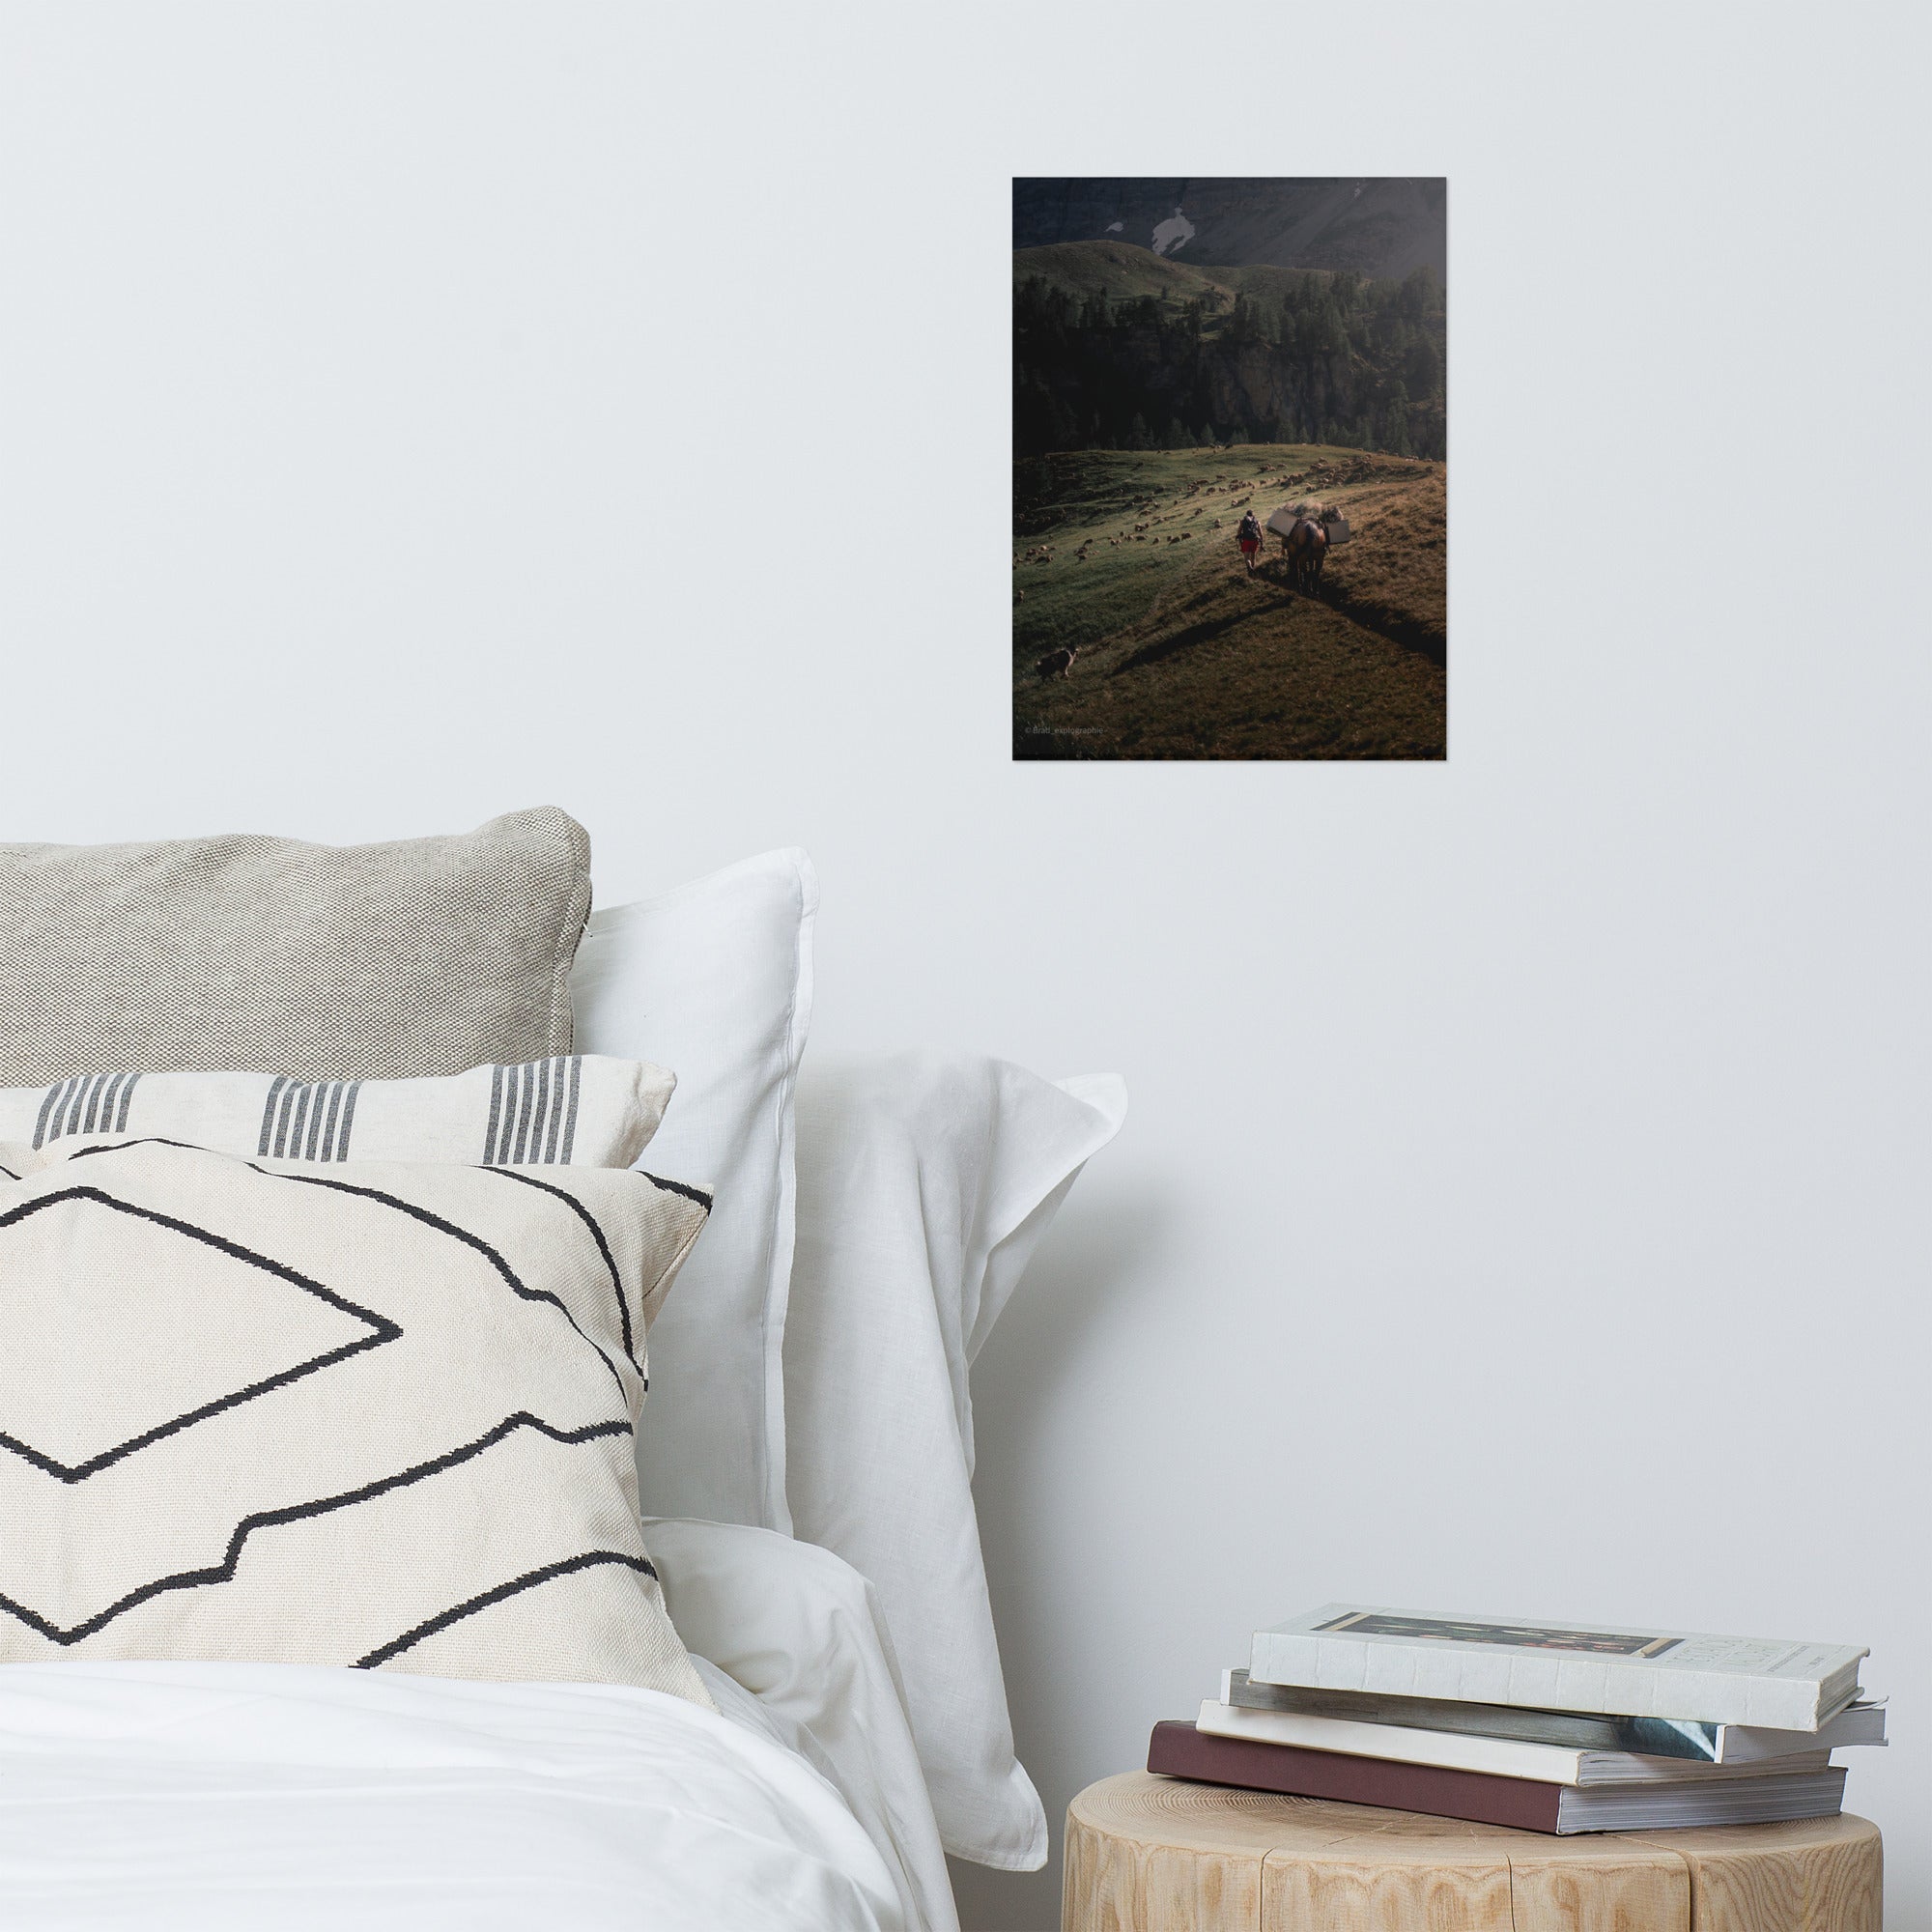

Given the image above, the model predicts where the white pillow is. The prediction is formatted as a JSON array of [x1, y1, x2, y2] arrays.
[[647, 1517, 957, 1932], [571, 851, 815, 1531], [783, 1051, 1127, 1870]]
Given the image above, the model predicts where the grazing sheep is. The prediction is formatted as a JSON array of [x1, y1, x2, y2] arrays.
[[1035, 646, 1076, 680]]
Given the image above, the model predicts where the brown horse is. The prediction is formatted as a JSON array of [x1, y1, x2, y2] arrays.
[[1282, 517, 1328, 593]]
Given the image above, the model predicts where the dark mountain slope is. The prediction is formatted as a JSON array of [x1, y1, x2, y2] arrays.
[[1013, 178, 1447, 283]]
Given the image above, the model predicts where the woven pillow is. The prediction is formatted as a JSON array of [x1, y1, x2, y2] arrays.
[[0, 1056, 674, 1167], [0, 1136, 709, 1699], [0, 808, 592, 1085]]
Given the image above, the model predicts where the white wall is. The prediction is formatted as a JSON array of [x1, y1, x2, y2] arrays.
[[4, 4, 1926, 1925]]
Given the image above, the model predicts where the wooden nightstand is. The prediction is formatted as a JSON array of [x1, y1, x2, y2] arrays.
[[1063, 1772, 1881, 1931]]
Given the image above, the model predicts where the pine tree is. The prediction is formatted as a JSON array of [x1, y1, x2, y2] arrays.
[[1381, 380, 1412, 455], [1126, 412, 1152, 451], [1398, 265, 1439, 320], [1405, 332, 1443, 402]]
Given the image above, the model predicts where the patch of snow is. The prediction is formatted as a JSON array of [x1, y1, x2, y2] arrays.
[[1106, 220, 1123, 233], [1150, 208, 1195, 256]]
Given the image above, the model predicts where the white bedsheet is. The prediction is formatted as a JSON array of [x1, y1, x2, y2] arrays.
[[0, 1658, 905, 1931]]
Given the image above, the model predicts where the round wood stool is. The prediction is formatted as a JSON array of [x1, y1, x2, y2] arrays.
[[1063, 1772, 1882, 1932]]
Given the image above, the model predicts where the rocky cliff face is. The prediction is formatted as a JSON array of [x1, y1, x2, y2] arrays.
[[1012, 178, 1447, 284]]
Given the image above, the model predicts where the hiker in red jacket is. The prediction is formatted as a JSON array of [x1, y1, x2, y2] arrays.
[[1236, 509, 1264, 573]]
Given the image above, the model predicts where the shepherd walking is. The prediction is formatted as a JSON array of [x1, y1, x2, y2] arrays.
[[1236, 508, 1264, 573]]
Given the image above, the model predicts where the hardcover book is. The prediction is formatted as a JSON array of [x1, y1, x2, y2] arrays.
[[1219, 1668, 1888, 1763], [1249, 1605, 1867, 1731], [1147, 1721, 1848, 1836]]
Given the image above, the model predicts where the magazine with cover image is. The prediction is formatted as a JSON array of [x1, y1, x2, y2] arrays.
[[1249, 1605, 1868, 1732]]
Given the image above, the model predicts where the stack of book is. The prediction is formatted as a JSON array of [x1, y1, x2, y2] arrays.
[[1150, 1605, 1884, 1834]]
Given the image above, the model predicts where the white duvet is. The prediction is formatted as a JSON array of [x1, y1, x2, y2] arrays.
[[0, 1659, 906, 1931]]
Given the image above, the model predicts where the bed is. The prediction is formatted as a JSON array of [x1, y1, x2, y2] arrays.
[[0, 812, 1125, 1931], [0, 1530, 928, 1932]]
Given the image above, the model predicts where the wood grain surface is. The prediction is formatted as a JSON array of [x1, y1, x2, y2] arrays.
[[1063, 1772, 1882, 1932]]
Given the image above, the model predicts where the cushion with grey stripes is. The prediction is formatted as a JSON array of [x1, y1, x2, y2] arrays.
[[0, 1134, 712, 1698], [0, 1057, 674, 1168]]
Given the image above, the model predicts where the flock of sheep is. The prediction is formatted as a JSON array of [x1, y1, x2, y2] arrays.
[[1015, 463, 1358, 579], [1017, 461, 1362, 682]]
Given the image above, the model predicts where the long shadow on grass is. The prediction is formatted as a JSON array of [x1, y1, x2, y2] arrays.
[[1321, 590, 1447, 667], [1258, 552, 1448, 668], [1112, 591, 1299, 674]]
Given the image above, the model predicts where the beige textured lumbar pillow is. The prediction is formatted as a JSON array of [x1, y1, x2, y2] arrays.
[[0, 1055, 674, 1167], [0, 808, 592, 1085], [0, 1135, 710, 1701]]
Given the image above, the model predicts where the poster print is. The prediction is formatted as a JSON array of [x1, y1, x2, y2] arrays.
[[1012, 178, 1446, 761]]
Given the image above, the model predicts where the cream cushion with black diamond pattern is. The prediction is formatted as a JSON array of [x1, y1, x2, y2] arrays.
[[0, 1136, 711, 1702]]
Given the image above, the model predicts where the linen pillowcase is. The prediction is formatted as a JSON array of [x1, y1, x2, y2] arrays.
[[0, 1135, 709, 1703], [571, 850, 815, 1532], [0, 1057, 673, 1168], [0, 808, 591, 1085], [783, 1051, 1127, 1871]]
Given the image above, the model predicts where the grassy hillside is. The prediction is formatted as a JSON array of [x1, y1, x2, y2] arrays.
[[1011, 243, 1332, 316], [1013, 445, 1445, 761], [1010, 242, 1236, 306]]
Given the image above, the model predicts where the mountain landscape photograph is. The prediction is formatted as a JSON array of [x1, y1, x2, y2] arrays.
[[1013, 177, 1447, 760]]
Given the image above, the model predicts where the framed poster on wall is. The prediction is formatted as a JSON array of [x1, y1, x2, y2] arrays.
[[1013, 178, 1447, 761]]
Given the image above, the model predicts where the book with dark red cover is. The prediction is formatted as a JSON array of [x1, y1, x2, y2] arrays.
[[1147, 1719, 1567, 1832]]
